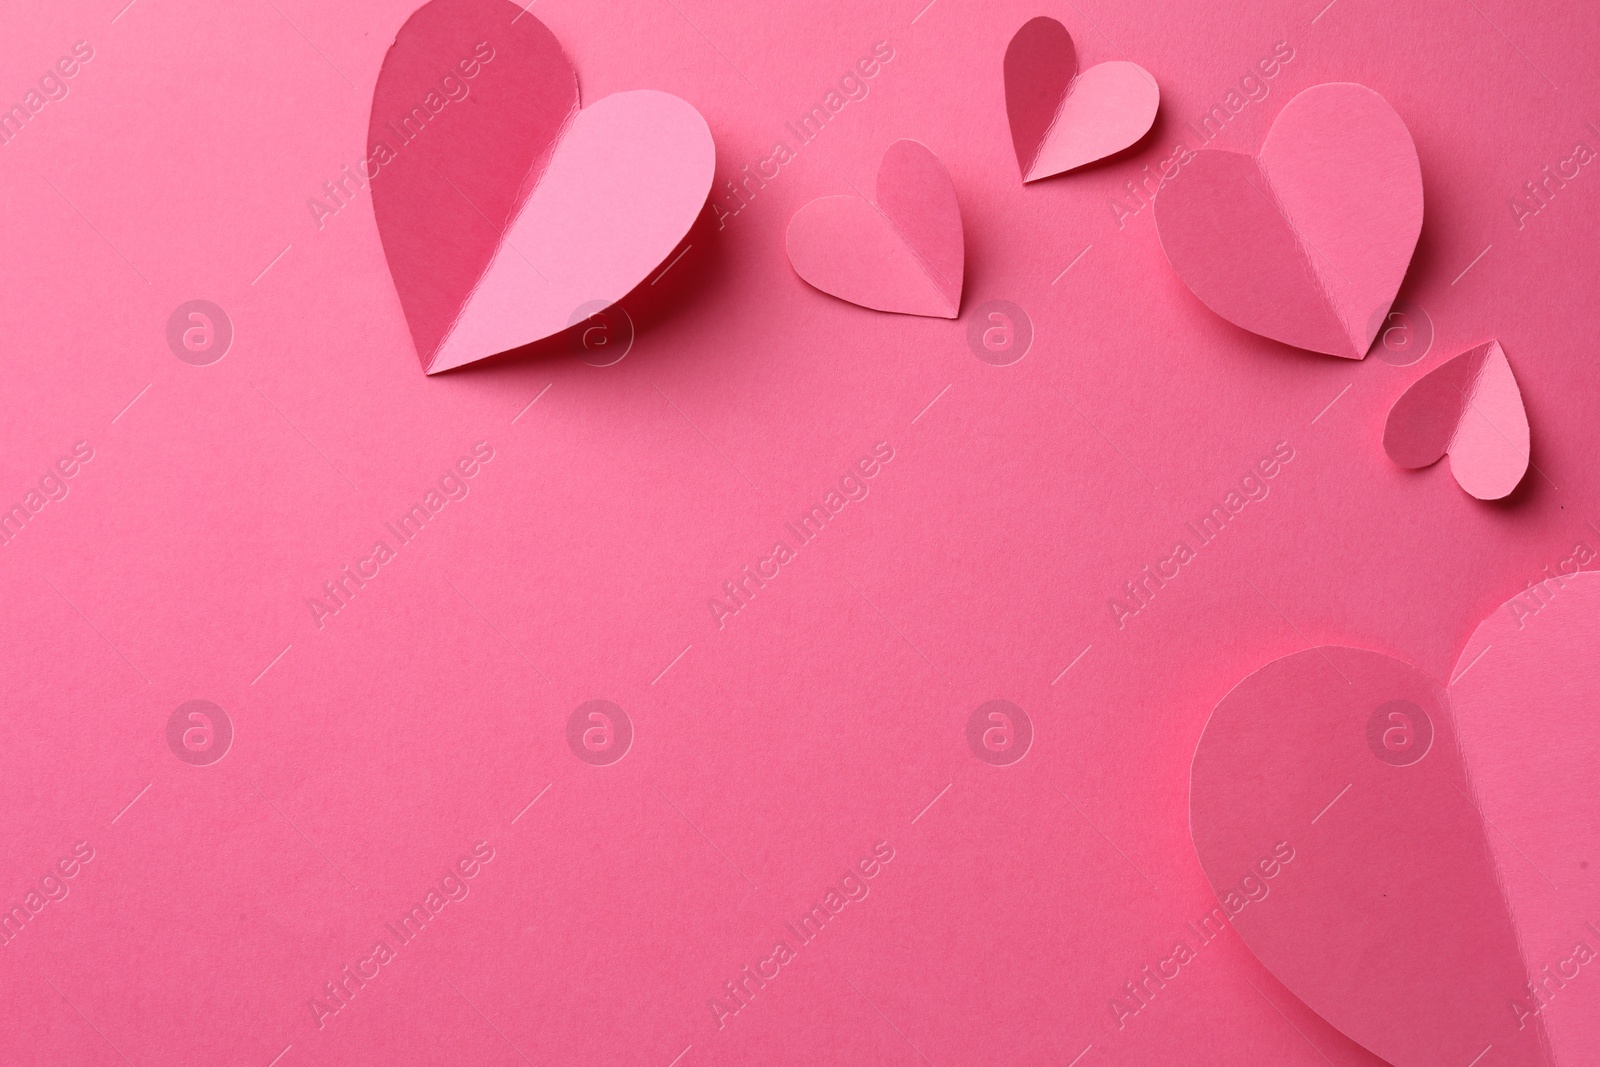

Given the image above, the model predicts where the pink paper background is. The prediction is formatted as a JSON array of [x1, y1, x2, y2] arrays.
[[1, 0, 1597, 1064]]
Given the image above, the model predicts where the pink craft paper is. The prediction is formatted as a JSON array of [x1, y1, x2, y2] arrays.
[[1190, 646, 1550, 1067], [784, 139, 964, 318], [1003, 16, 1158, 182], [369, 0, 714, 374], [1384, 339, 1530, 500], [1155, 83, 1422, 359], [1451, 573, 1600, 1067]]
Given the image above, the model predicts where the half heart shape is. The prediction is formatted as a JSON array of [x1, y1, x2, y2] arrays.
[[369, 0, 715, 374], [1004, 16, 1159, 182], [1384, 339, 1530, 500], [1154, 83, 1423, 359], [1191, 574, 1600, 1067], [784, 139, 964, 318]]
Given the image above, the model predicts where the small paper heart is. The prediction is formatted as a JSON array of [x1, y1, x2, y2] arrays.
[[1004, 16, 1158, 181], [784, 139, 964, 318], [1383, 339, 1530, 499]]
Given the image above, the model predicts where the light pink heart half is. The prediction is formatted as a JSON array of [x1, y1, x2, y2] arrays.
[[1384, 339, 1530, 500], [1155, 82, 1423, 359], [785, 139, 964, 318], [1192, 574, 1600, 1067], [429, 90, 714, 373], [1004, 16, 1159, 182]]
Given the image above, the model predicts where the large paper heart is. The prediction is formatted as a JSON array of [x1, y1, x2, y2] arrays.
[[1155, 83, 1422, 359], [1190, 574, 1600, 1067], [784, 139, 964, 318], [369, 0, 715, 374], [1003, 16, 1159, 182], [1384, 339, 1530, 500]]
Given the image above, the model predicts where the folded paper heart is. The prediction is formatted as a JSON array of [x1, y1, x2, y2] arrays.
[[369, 0, 715, 374], [784, 139, 964, 318], [1155, 83, 1423, 359], [1191, 573, 1600, 1067], [1384, 339, 1530, 500], [1004, 16, 1159, 182]]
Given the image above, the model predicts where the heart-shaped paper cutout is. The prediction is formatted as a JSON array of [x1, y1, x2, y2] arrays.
[[1004, 16, 1158, 181], [784, 139, 964, 318], [369, 0, 715, 374], [1191, 573, 1600, 1067], [1154, 83, 1423, 359], [1384, 339, 1530, 500]]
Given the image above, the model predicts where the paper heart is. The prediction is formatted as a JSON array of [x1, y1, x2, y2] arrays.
[[1191, 574, 1600, 1067], [369, 0, 715, 374], [1384, 339, 1530, 500], [1003, 16, 1159, 182], [1154, 83, 1423, 359], [784, 139, 964, 318]]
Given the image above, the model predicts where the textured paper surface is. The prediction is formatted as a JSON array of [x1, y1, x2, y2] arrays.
[[4, 0, 1600, 1065]]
